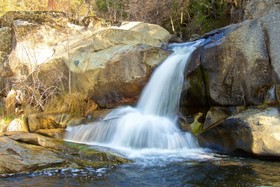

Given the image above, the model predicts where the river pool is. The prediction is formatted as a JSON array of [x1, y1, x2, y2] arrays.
[[1, 145, 280, 187]]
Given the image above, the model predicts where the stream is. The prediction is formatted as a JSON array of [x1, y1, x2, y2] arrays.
[[1, 144, 280, 187]]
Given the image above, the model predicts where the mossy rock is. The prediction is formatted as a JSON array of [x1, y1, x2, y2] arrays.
[[63, 141, 130, 168], [0, 132, 129, 175], [190, 113, 204, 135], [191, 122, 204, 135]]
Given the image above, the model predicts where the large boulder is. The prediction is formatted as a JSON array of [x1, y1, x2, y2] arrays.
[[202, 19, 273, 106], [198, 108, 280, 157], [182, 12, 280, 109], [0, 11, 171, 112], [0, 133, 67, 174], [244, 0, 280, 20], [65, 45, 169, 107]]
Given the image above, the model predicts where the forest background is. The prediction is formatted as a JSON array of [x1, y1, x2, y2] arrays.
[[0, 0, 240, 40]]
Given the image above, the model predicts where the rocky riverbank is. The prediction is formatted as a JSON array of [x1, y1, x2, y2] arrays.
[[0, 131, 129, 176]]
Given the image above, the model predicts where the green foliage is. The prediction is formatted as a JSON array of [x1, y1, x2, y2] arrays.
[[0, 0, 231, 39], [95, 0, 108, 12], [161, 0, 231, 39], [188, 0, 230, 34], [95, 0, 126, 20]]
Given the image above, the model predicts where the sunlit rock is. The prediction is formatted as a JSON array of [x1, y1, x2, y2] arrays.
[[6, 119, 29, 132], [0, 11, 171, 110], [199, 107, 280, 157], [26, 113, 80, 133]]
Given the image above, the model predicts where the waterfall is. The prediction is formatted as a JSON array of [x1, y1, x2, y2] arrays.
[[65, 40, 204, 153], [137, 41, 202, 119]]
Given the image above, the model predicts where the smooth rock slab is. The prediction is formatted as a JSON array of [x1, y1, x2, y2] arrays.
[[0, 132, 128, 175], [0, 134, 66, 174]]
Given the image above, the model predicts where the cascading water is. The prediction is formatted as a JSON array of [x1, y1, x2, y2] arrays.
[[65, 39, 210, 164], [137, 41, 202, 119]]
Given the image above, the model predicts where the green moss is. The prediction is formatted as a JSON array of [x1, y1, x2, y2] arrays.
[[190, 113, 204, 135], [191, 122, 203, 135], [63, 141, 130, 168], [256, 103, 269, 109], [188, 0, 231, 35]]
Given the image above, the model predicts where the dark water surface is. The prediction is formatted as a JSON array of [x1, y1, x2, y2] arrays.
[[1, 153, 280, 187]]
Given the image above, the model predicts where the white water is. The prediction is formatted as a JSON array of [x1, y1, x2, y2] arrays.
[[137, 45, 193, 119], [65, 40, 211, 164]]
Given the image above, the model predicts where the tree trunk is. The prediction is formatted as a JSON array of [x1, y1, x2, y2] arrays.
[[170, 16, 176, 34]]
